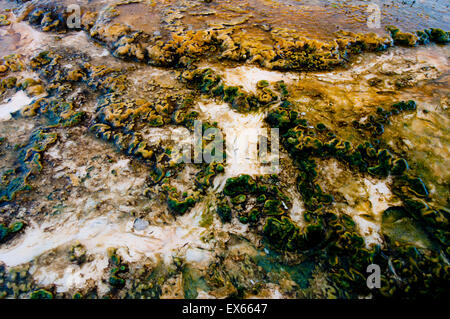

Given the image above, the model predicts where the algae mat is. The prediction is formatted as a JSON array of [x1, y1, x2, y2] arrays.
[[0, 0, 449, 299]]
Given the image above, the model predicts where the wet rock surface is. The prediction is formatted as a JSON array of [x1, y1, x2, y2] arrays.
[[0, 0, 449, 299]]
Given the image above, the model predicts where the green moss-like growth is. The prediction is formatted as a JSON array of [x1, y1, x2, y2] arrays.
[[406, 177, 429, 197], [69, 242, 87, 265], [256, 80, 269, 88], [387, 26, 449, 46], [263, 216, 300, 250], [428, 28, 450, 44], [352, 101, 417, 137], [387, 26, 417, 46], [0, 14, 11, 26], [30, 289, 53, 299], [368, 149, 393, 177], [162, 184, 198, 215], [263, 215, 325, 251], [4, 4, 448, 299], [264, 92, 450, 297], [72, 292, 83, 299], [416, 30, 430, 45], [316, 123, 327, 131], [266, 103, 299, 132], [231, 194, 247, 205], [298, 178, 334, 211], [107, 249, 128, 289], [0, 224, 9, 243], [9, 221, 24, 233], [223, 175, 257, 196], [256, 87, 278, 105], [22, 98, 85, 127], [391, 158, 409, 175], [1, 76, 17, 89], [109, 275, 125, 288], [181, 68, 284, 112], [0, 129, 57, 203], [167, 195, 196, 215], [374, 245, 450, 298], [195, 163, 224, 192], [262, 199, 284, 216], [221, 175, 291, 224], [89, 93, 181, 193], [275, 80, 289, 99], [216, 204, 232, 223]]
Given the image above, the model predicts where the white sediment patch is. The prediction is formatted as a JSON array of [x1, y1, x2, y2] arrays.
[[0, 200, 213, 293], [0, 133, 216, 293], [364, 178, 394, 216], [0, 91, 32, 121], [59, 31, 112, 59], [288, 190, 306, 226], [0, 14, 50, 56], [29, 255, 110, 294], [217, 66, 298, 93], [344, 177, 398, 248], [196, 101, 276, 190], [319, 160, 399, 248], [351, 215, 382, 248]]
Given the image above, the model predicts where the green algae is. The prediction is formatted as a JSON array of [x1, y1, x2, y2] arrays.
[[221, 174, 291, 225], [0, 129, 57, 203], [255, 248, 315, 290], [30, 289, 53, 299], [0, 221, 24, 243], [216, 204, 232, 223]]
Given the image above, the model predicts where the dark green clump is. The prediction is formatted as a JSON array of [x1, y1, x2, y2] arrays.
[[0, 129, 57, 203], [387, 26, 417, 46], [405, 177, 429, 197], [22, 98, 85, 127], [275, 81, 289, 99], [373, 244, 450, 298], [262, 199, 284, 216], [195, 162, 224, 191], [223, 175, 257, 196], [221, 175, 291, 224], [72, 292, 83, 299], [231, 194, 247, 205], [352, 100, 417, 137], [0, 221, 24, 243], [391, 158, 409, 175], [108, 249, 128, 289], [388, 26, 450, 46], [167, 195, 196, 215], [263, 216, 325, 251], [428, 28, 450, 44], [263, 209, 379, 298], [30, 289, 53, 299], [216, 204, 232, 223]]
